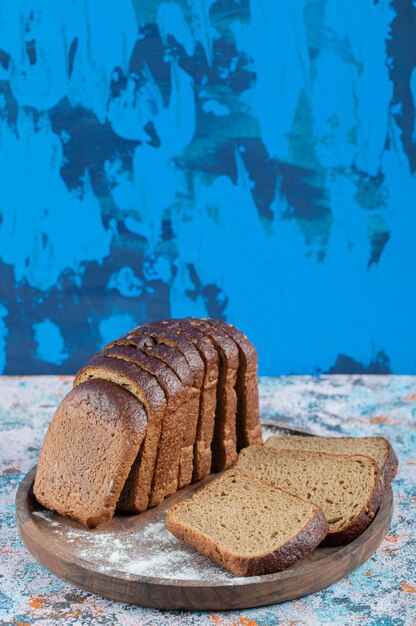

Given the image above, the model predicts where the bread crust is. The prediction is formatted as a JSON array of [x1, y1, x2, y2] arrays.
[[74, 357, 166, 512], [204, 319, 262, 450], [121, 325, 204, 488], [34, 380, 147, 528], [166, 471, 329, 577], [186, 318, 239, 471], [379, 437, 399, 488], [321, 457, 384, 545], [96, 345, 187, 506], [117, 327, 205, 387], [150, 320, 219, 481]]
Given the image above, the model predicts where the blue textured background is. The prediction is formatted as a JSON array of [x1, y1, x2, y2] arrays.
[[0, 0, 415, 375]]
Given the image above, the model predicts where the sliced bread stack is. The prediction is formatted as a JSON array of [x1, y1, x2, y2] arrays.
[[34, 318, 261, 527], [166, 435, 397, 574]]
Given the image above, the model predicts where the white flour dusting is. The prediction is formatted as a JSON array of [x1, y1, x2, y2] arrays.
[[33, 510, 60, 526], [33, 509, 237, 581]]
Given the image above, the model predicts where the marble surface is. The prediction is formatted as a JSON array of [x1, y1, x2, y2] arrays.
[[0, 375, 415, 625]]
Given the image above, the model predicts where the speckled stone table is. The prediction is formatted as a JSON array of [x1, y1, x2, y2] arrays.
[[1, 376, 415, 626]]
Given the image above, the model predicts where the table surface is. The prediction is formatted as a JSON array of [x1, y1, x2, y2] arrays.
[[0, 375, 415, 626]]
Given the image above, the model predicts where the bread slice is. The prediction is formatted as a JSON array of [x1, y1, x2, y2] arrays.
[[186, 318, 239, 471], [129, 339, 198, 494], [236, 447, 384, 545], [152, 319, 219, 481], [96, 345, 187, 506], [34, 380, 147, 528], [74, 357, 166, 512], [118, 326, 204, 488], [265, 435, 398, 488], [204, 319, 262, 450], [166, 470, 328, 576]]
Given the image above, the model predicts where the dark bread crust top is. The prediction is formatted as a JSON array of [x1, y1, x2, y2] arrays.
[[74, 356, 166, 413], [150, 319, 219, 386], [53, 378, 147, 442], [96, 345, 185, 409], [204, 318, 261, 450], [186, 318, 239, 367], [118, 325, 205, 388], [204, 318, 258, 370]]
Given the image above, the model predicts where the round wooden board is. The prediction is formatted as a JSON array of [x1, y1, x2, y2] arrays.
[[16, 422, 393, 611]]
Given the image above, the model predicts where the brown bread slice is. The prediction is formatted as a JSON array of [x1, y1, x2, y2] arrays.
[[117, 326, 204, 488], [265, 435, 398, 488], [204, 319, 262, 450], [96, 345, 187, 506], [236, 447, 384, 545], [166, 470, 328, 576], [150, 319, 219, 481], [106, 338, 198, 494], [74, 356, 166, 512], [186, 318, 239, 471], [34, 380, 147, 528]]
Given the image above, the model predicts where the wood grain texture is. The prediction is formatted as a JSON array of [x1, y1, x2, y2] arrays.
[[15, 422, 393, 611]]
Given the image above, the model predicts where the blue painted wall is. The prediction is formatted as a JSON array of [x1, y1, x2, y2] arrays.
[[0, 0, 415, 375]]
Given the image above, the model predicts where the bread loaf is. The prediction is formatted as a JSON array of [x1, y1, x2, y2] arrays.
[[35, 317, 276, 532], [204, 318, 262, 450], [149, 319, 219, 481], [119, 325, 204, 488], [187, 319, 239, 471]]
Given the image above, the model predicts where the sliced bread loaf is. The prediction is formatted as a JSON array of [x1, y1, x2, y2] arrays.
[[186, 318, 239, 471], [96, 345, 187, 506], [119, 326, 204, 488], [74, 356, 166, 513], [135, 340, 199, 495], [166, 470, 328, 576], [34, 380, 147, 528], [236, 447, 383, 544], [153, 319, 219, 481], [205, 318, 262, 450], [265, 435, 398, 488]]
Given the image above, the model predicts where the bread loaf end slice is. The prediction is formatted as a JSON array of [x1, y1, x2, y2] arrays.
[[166, 470, 328, 577], [34, 380, 147, 528], [74, 356, 166, 513]]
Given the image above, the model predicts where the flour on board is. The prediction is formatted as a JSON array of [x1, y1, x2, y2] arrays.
[[31, 507, 238, 581]]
